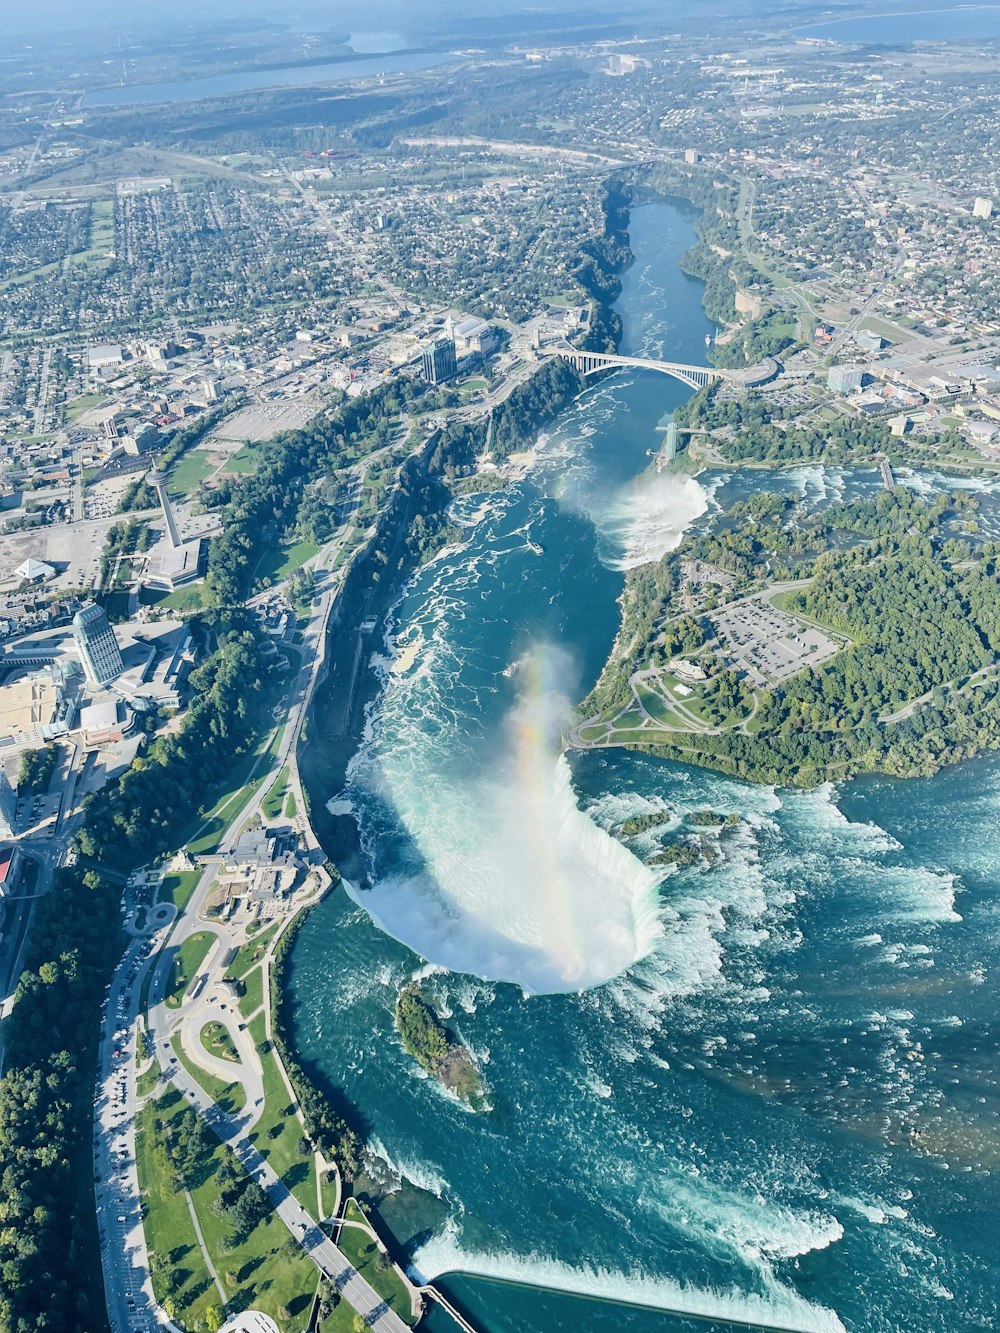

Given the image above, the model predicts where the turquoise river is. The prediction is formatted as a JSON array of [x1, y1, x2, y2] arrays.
[[290, 200, 1000, 1333]]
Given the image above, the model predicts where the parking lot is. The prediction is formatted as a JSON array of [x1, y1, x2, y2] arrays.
[[93, 912, 165, 1333], [711, 598, 842, 686]]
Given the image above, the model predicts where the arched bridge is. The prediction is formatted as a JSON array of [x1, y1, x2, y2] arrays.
[[547, 347, 777, 391]]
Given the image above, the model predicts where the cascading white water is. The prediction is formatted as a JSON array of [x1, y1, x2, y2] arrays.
[[346, 644, 663, 994], [597, 469, 710, 570]]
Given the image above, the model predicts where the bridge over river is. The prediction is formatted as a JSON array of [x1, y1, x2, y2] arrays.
[[547, 346, 778, 391]]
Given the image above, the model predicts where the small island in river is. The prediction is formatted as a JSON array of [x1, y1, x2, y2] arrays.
[[395, 985, 486, 1108]]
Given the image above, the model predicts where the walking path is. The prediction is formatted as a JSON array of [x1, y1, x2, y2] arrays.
[[184, 1190, 227, 1303]]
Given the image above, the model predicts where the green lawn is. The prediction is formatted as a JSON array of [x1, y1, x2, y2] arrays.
[[262, 767, 290, 822], [168, 448, 217, 499], [247, 1043, 315, 1211], [238, 964, 265, 1019], [165, 931, 216, 1009], [285, 790, 298, 818], [137, 1060, 164, 1100], [254, 540, 320, 587], [634, 680, 684, 727], [158, 870, 203, 911], [337, 1199, 416, 1324], [578, 722, 610, 742], [319, 1165, 339, 1222], [222, 445, 258, 476], [140, 583, 206, 613], [144, 1088, 316, 1324], [227, 923, 280, 981], [66, 393, 105, 421], [135, 1095, 218, 1327], [249, 1012, 267, 1051], [201, 1020, 240, 1063], [171, 1033, 246, 1117]]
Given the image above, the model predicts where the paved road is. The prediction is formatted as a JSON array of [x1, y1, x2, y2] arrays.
[[93, 909, 177, 1333], [143, 886, 409, 1333], [92, 426, 437, 1330]]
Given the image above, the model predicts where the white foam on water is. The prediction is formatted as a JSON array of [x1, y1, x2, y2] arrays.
[[831, 1192, 904, 1226], [648, 1172, 845, 1266], [411, 1225, 848, 1333], [346, 646, 664, 993], [879, 866, 962, 924], [787, 783, 902, 852], [598, 470, 710, 570], [367, 1136, 450, 1199]]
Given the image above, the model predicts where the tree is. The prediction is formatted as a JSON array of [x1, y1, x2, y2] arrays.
[[205, 1306, 224, 1333]]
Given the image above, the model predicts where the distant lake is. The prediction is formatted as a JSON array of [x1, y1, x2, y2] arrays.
[[348, 32, 407, 54], [83, 49, 452, 109], [800, 5, 1000, 44]]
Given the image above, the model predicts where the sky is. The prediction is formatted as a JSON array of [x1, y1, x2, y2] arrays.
[[0, 0, 789, 41]]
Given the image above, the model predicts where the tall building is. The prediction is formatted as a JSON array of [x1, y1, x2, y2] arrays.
[[0, 771, 16, 840], [827, 365, 865, 396], [422, 337, 458, 385], [973, 197, 994, 219], [146, 467, 182, 550], [73, 603, 124, 687]]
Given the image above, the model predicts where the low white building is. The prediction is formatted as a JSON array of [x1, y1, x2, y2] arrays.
[[14, 558, 56, 584]]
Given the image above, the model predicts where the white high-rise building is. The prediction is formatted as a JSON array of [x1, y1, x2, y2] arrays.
[[0, 771, 16, 840], [72, 603, 124, 687], [973, 197, 993, 219]]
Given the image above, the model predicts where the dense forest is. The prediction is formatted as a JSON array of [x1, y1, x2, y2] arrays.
[[0, 863, 122, 1332], [202, 378, 438, 604], [489, 359, 584, 462], [674, 383, 899, 462], [76, 628, 274, 867]]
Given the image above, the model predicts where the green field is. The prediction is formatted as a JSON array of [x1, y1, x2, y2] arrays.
[[65, 392, 105, 422], [168, 448, 217, 499], [227, 923, 280, 980], [262, 767, 290, 822], [238, 964, 265, 1019], [246, 1044, 315, 1212], [221, 445, 258, 476], [254, 540, 320, 587], [166, 931, 216, 1008], [135, 1096, 219, 1327], [140, 583, 206, 613], [140, 1088, 316, 1324], [158, 870, 202, 911]]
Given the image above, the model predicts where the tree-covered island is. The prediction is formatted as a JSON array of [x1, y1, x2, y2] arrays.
[[395, 986, 486, 1109], [576, 482, 1000, 787]]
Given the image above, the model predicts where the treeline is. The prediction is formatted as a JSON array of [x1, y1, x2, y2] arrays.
[[203, 379, 433, 605], [76, 628, 274, 869], [573, 177, 634, 353], [0, 864, 122, 1332], [490, 359, 583, 462], [269, 913, 363, 1181], [17, 745, 57, 796]]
